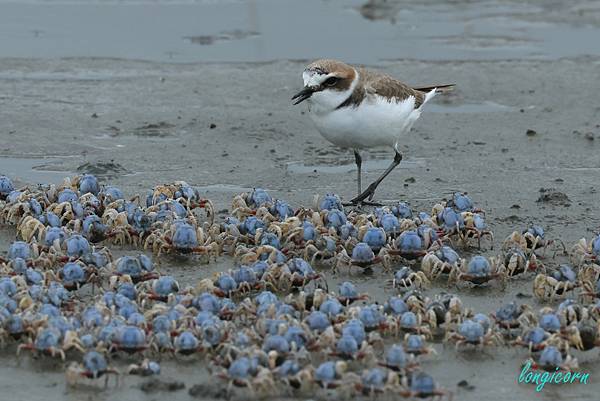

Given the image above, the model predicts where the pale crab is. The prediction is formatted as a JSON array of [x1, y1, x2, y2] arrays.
[[16, 215, 47, 243], [102, 208, 138, 246], [533, 265, 579, 301], [146, 181, 214, 222], [385, 266, 430, 292], [461, 212, 494, 249], [305, 235, 340, 266], [580, 277, 600, 304], [570, 235, 600, 267], [0, 191, 44, 225], [234, 244, 284, 266], [425, 293, 469, 332], [502, 246, 542, 277], [503, 225, 566, 258], [578, 262, 600, 284]]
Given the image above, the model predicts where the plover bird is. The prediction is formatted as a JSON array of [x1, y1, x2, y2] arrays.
[[292, 59, 453, 205]]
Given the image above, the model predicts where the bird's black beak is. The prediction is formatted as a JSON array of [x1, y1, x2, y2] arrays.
[[292, 86, 314, 105]]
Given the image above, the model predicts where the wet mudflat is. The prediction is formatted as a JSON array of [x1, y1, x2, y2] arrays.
[[1, 0, 600, 400]]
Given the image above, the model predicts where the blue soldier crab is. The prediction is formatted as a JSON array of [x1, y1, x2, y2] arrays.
[[392, 201, 413, 219], [491, 302, 536, 333], [313, 360, 348, 389], [512, 327, 564, 353], [446, 319, 502, 350], [331, 334, 374, 361], [421, 246, 460, 280], [399, 371, 451, 400], [336, 281, 368, 305], [377, 211, 401, 237], [315, 193, 344, 212], [140, 275, 180, 303], [447, 192, 481, 213], [174, 331, 203, 356], [384, 230, 427, 261], [216, 356, 276, 396], [533, 265, 579, 300], [232, 188, 272, 212], [435, 207, 465, 242], [398, 312, 433, 338], [354, 367, 400, 395], [356, 304, 388, 332], [448, 255, 507, 288], [127, 359, 161, 376], [66, 351, 119, 386], [108, 325, 148, 354], [57, 261, 98, 291], [359, 226, 386, 252], [524, 345, 578, 372], [378, 343, 418, 372], [145, 221, 220, 259], [17, 328, 66, 360], [110, 254, 158, 283], [335, 242, 387, 271], [0, 175, 14, 200]]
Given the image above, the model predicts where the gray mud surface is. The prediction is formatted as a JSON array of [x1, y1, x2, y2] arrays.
[[1, 0, 600, 400]]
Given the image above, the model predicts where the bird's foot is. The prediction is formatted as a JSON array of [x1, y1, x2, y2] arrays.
[[342, 199, 383, 207], [344, 185, 383, 207]]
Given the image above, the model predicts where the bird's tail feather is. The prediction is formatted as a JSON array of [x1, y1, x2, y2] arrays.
[[413, 84, 455, 93]]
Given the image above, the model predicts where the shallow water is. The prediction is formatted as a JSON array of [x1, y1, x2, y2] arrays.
[[0, 157, 70, 184], [0, 0, 600, 63]]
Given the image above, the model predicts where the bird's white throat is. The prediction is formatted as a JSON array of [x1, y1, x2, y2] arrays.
[[305, 70, 359, 115]]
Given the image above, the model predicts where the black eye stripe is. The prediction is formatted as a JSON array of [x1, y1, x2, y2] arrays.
[[324, 77, 339, 86]]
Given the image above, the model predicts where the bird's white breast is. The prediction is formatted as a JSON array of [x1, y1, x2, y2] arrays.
[[309, 90, 436, 151]]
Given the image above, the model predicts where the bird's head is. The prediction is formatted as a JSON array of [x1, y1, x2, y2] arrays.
[[292, 59, 357, 111]]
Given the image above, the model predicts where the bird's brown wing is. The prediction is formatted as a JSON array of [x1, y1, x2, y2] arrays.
[[361, 69, 426, 107]]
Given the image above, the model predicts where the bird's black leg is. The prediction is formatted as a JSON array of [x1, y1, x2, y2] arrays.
[[354, 150, 362, 196], [349, 151, 402, 204]]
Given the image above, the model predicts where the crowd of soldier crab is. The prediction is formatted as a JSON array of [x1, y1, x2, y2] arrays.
[[0, 173, 599, 398]]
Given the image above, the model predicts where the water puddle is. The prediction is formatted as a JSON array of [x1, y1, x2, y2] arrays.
[[0, 157, 70, 184], [195, 183, 257, 193], [0, 0, 599, 63], [427, 101, 515, 114], [287, 158, 426, 174]]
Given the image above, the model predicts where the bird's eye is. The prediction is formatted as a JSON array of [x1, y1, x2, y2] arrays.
[[323, 77, 339, 87]]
